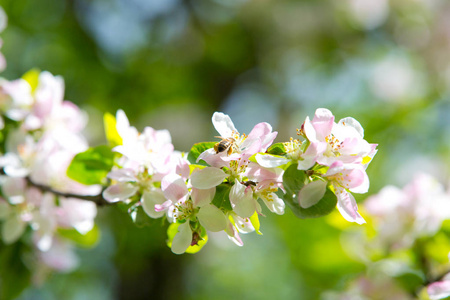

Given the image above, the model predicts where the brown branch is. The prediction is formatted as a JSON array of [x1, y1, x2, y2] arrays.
[[1, 167, 111, 206]]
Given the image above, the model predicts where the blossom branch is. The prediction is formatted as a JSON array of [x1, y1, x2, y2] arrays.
[[0, 167, 110, 206]]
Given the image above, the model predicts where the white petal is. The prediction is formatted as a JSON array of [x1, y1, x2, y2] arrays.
[[428, 280, 450, 300], [230, 180, 256, 218], [102, 183, 138, 203], [260, 192, 285, 215], [171, 222, 192, 255], [161, 174, 188, 203], [256, 153, 290, 168], [338, 117, 364, 138], [197, 204, 227, 232], [107, 169, 137, 182], [191, 187, 215, 207], [2, 215, 26, 244], [141, 190, 167, 218], [212, 112, 237, 138], [298, 180, 327, 208], [336, 188, 365, 224], [116, 109, 130, 138], [190, 167, 228, 189]]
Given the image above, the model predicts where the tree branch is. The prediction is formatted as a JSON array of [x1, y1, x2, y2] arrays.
[[1, 167, 111, 206]]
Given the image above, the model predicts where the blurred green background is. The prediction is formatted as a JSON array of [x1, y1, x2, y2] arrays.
[[1, 0, 449, 299]]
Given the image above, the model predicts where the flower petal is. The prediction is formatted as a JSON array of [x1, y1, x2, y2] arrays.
[[428, 280, 450, 300], [197, 204, 227, 232], [230, 180, 256, 218], [141, 190, 167, 218], [190, 167, 228, 189], [212, 112, 238, 138], [102, 183, 138, 203], [311, 108, 334, 141], [298, 180, 327, 208], [335, 188, 365, 224], [256, 154, 290, 168], [2, 215, 26, 244], [191, 187, 215, 207], [161, 174, 188, 203], [171, 222, 192, 255]]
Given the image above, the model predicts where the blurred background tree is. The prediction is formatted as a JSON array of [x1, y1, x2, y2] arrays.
[[0, 0, 449, 299]]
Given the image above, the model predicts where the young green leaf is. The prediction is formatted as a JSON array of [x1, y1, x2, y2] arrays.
[[267, 142, 286, 155], [187, 142, 216, 166], [57, 225, 100, 248], [66, 145, 115, 185], [212, 184, 232, 211], [282, 163, 337, 219], [103, 112, 123, 147]]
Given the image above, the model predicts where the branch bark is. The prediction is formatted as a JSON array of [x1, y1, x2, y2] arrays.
[[1, 167, 111, 206]]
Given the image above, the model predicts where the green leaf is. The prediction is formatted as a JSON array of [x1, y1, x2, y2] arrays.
[[166, 222, 208, 254], [267, 142, 286, 155], [212, 184, 232, 211], [57, 225, 100, 248], [282, 163, 337, 219], [103, 112, 123, 147], [0, 242, 31, 300], [250, 212, 262, 235], [21, 68, 40, 92], [187, 142, 216, 166], [66, 145, 115, 185], [131, 206, 157, 228]]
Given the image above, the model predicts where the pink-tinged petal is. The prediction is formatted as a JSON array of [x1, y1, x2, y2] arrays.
[[171, 222, 192, 255], [230, 180, 256, 218], [212, 112, 238, 138], [107, 168, 137, 182], [255, 154, 290, 168], [190, 167, 228, 189], [428, 280, 450, 300], [338, 117, 364, 138], [2, 215, 26, 244], [303, 117, 317, 142], [141, 190, 167, 218], [311, 108, 334, 141], [176, 158, 191, 180], [40, 240, 79, 272], [225, 219, 244, 246], [191, 187, 215, 207], [298, 141, 327, 170], [298, 180, 327, 208], [197, 204, 227, 232], [102, 183, 138, 203], [246, 122, 277, 152], [349, 170, 370, 194], [335, 187, 365, 224], [161, 174, 188, 203], [197, 148, 229, 168], [154, 200, 173, 212]]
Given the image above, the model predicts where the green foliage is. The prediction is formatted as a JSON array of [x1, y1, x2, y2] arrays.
[[0, 242, 31, 300], [267, 143, 286, 155], [212, 184, 232, 211], [282, 163, 337, 219], [66, 145, 115, 185], [187, 142, 216, 166], [57, 225, 100, 248], [131, 206, 158, 228], [103, 112, 122, 147]]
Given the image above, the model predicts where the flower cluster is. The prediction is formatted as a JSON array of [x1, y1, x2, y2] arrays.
[[0, 70, 99, 272], [102, 109, 377, 254]]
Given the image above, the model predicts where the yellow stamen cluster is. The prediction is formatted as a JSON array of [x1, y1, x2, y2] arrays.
[[325, 134, 343, 156], [283, 137, 302, 160], [172, 200, 194, 222], [259, 182, 278, 202]]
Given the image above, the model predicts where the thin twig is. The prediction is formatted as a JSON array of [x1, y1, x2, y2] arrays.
[[1, 167, 111, 206]]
